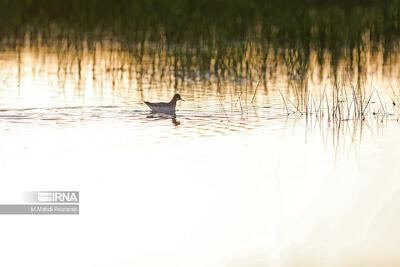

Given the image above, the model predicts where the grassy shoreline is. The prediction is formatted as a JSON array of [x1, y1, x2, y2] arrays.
[[1, 0, 399, 46], [1, 0, 399, 82]]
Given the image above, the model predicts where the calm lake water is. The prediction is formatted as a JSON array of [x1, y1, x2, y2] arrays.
[[0, 44, 400, 267]]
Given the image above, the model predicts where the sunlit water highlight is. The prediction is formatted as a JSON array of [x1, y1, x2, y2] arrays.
[[0, 45, 399, 267]]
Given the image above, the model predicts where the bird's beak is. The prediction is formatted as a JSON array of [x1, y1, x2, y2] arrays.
[[180, 99, 185, 101]]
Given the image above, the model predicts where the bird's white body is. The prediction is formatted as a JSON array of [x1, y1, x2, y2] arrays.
[[144, 94, 184, 114], [144, 102, 177, 113]]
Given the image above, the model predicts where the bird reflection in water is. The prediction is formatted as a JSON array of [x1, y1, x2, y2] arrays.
[[146, 112, 181, 126]]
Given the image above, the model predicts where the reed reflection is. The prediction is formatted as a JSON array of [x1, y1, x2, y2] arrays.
[[0, 41, 399, 145]]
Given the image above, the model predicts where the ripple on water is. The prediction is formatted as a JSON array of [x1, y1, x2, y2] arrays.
[[0, 104, 289, 143]]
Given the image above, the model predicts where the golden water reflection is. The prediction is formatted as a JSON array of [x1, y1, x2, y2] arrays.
[[0, 44, 399, 267]]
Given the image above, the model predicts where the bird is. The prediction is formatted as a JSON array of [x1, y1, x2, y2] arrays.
[[144, 93, 184, 114]]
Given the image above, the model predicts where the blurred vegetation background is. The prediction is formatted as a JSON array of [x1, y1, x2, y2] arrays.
[[1, 0, 399, 46], [0, 0, 399, 81]]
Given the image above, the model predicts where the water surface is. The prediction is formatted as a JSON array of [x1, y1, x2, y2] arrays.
[[0, 44, 399, 267]]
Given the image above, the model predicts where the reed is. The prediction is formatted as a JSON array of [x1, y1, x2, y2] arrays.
[[281, 80, 399, 126], [1, 0, 400, 77]]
